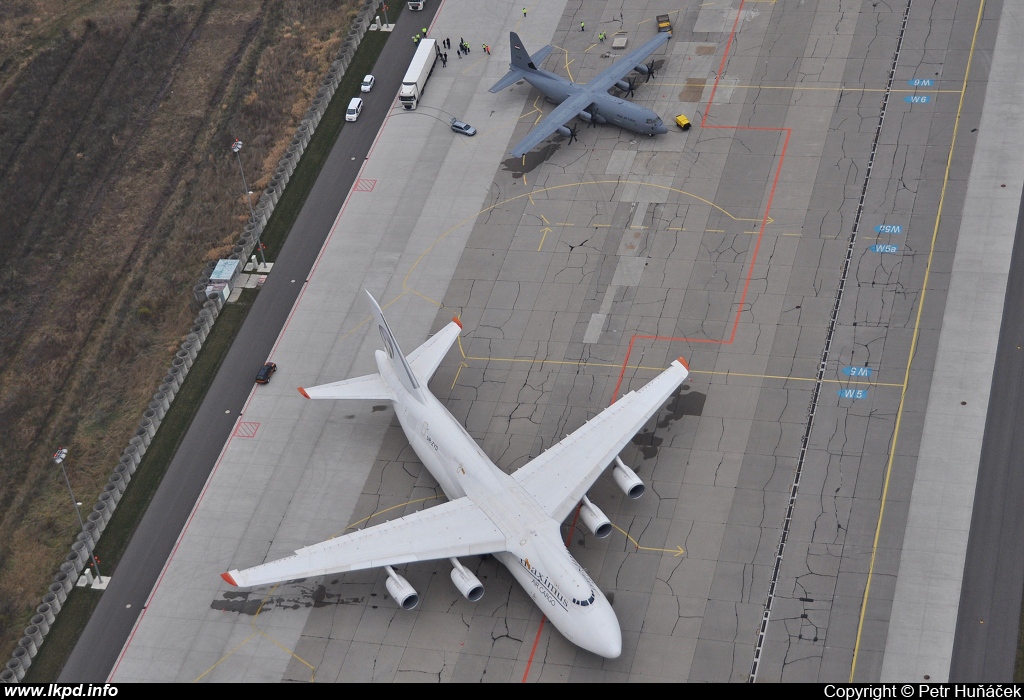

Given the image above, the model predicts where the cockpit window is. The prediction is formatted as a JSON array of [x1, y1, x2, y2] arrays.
[[572, 592, 597, 607], [646, 118, 655, 125]]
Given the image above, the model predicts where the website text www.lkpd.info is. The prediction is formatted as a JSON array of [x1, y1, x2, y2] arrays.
[[5, 686, 117, 698]]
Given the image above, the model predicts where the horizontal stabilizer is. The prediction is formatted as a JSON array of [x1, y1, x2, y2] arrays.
[[298, 373, 391, 401], [489, 68, 528, 94], [407, 318, 463, 383]]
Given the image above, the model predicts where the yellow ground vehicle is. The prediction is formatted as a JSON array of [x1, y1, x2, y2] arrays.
[[657, 14, 672, 34], [675, 114, 691, 130]]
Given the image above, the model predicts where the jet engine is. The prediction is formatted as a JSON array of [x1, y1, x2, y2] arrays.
[[580, 495, 612, 538], [384, 565, 419, 609], [613, 456, 645, 499], [449, 558, 484, 601]]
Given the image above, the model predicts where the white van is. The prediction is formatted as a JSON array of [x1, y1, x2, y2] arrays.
[[345, 97, 363, 122]]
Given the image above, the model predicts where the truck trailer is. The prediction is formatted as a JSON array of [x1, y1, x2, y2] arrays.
[[399, 39, 437, 110]]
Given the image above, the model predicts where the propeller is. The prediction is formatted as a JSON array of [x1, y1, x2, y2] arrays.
[[625, 77, 636, 97], [567, 124, 578, 145], [645, 60, 657, 82]]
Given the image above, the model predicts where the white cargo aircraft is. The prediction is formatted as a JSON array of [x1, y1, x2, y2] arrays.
[[490, 31, 671, 158], [222, 291, 690, 658]]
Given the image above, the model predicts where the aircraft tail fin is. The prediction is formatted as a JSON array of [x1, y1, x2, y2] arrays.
[[365, 291, 425, 401], [509, 32, 537, 71], [489, 32, 550, 93]]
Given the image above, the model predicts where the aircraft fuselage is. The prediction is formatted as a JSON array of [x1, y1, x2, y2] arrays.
[[525, 69, 668, 136], [376, 349, 623, 658]]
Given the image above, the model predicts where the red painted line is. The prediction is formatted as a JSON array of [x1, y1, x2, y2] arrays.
[[233, 421, 260, 438], [523, 1, 803, 676], [614, 0, 791, 352], [521, 618, 547, 682], [520, 503, 585, 683], [110, 417, 242, 680]]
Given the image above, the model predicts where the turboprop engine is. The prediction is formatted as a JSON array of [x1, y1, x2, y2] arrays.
[[384, 565, 419, 609], [449, 558, 484, 601], [613, 456, 645, 499], [579, 495, 612, 538]]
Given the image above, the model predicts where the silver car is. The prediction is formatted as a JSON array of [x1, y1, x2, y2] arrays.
[[450, 118, 477, 136]]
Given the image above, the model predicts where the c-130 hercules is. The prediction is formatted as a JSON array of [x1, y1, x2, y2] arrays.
[[490, 31, 671, 157]]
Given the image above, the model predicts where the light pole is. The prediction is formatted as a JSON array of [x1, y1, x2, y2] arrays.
[[53, 448, 102, 583], [231, 138, 266, 266]]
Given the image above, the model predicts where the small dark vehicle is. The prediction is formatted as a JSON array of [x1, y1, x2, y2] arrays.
[[255, 362, 277, 384]]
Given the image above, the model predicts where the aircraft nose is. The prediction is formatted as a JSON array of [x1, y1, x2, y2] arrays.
[[579, 600, 623, 658], [655, 123, 668, 135]]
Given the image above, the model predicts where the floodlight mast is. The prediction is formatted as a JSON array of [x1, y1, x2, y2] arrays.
[[231, 138, 266, 266], [54, 448, 102, 582]]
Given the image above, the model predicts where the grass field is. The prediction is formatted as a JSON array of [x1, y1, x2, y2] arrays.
[[13, 2, 405, 678], [0, 0, 382, 662]]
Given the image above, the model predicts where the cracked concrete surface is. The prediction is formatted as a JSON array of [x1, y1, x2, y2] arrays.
[[109, 0, 1016, 683]]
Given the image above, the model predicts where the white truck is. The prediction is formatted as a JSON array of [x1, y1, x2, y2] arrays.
[[399, 39, 437, 110]]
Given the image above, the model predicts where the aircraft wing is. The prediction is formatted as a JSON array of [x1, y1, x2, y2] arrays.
[[224, 497, 508, 588], [585, 32, 670, 94], [512, 358, 689, 522], [509, 91, 597, 158]]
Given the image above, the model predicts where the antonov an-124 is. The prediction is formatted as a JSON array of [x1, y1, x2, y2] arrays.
[[222, 291, 690, 658]]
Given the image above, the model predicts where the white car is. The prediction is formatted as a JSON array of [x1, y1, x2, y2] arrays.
[[360, 75, 375, 92], [346, 97, 363, 122]]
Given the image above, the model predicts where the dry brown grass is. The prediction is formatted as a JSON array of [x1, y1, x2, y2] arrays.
[[0, 0, 360, 657]]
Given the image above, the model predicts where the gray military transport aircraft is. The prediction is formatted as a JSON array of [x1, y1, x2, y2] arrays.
[[489, 31, 671, 157]]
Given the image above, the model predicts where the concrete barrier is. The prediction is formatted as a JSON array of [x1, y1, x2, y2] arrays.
[[134, 424, 151, 449], [139, 417, 156, 442], [5, 657, 25, 681], [114, 461, 133, 484], [83, 516, 103, 543], [21, 629, 40, 654], [186, 330, 201, 353], [54, 570, 74, 594], [11, 647, 31, 673], [92, 500, 111, 527], [104, 481, 123, 505], [29, 614, 48, 637], [76, 527, 95, 551], [36, 603, 55, 627], [175, 348, 192, 371], [69, 543, 87, 573], [46, 585, 65, 610], [123, 443, 141, 469], [202, 299, 219, 321], [23, 630, 41, 650]]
